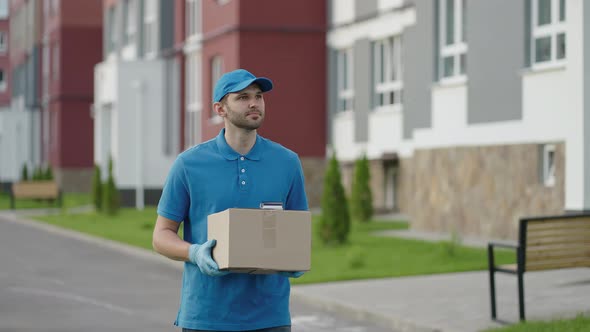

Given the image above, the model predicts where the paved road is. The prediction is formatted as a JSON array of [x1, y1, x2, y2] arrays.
[[0, 216, 395, 332]]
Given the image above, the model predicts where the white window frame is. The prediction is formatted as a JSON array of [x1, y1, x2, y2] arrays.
[[210, 55, 223, 122], [143, 0, 158, 57], [0, 69, 5, 92], [542, 144, 556, 187], [186, 0, 201, 41], [42, 42, 49, 98], [186, 52, 202, 147], [373, 36, 403, 110], [0, 31, 7, 54], [52, 43, 59, 81], [531, 0, 566, 70], [439, 0, 467, 83], [0, 0, 8, 19], [336, 48, 354, 113], [124, 0, 137, 45]]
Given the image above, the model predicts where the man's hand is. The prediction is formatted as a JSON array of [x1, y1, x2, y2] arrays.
[[279, 271, 305, 278], [188, 239, 229, 277]]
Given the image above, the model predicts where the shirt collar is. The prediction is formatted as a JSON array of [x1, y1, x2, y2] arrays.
[[215, 128, 263, 161]]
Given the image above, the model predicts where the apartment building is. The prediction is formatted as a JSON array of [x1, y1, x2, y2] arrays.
[[329, 0, 590, 239], [0, 0, 42, 189], [200, 0, 327, 206], [93, 0, 179, 208], [0, 0, 10, 191], [41, 0, 102, 192]]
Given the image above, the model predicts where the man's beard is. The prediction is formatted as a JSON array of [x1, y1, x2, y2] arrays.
[[225, 105, 264, 131]]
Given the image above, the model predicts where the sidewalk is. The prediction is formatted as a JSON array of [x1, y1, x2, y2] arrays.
[[294, 212, 590, 331], [291, 268, 590, 332]]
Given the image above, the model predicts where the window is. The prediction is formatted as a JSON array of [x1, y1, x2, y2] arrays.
[[186, 0, 201, 39], [217, 0, 230, 5], [542, 144, 556, 187], [0, 69, 5, 91], [123, 0, 137, 45], [532, 0, 566, 67], [107, 6, 117, 53], [51, 0, 59, 16], [42, 43, 49, 97], [373, 36, 403, 109], [52, 43, 59, 81], [439, 0, 467, 81], [143, 0, 158, 56], [210, 55, 223, 118], [0, 32, 6, 53], [186, 52, 202, 147], [0, 0, 8, 19], [336, 48, 354, 112]]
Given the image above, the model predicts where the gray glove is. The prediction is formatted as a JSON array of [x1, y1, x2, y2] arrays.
[[188, 239, 229, 277]]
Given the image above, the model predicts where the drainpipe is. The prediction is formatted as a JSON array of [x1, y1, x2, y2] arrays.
[[133, 80, 145, 210]]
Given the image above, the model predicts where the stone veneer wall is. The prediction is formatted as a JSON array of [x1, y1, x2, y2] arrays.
[[397, 143, 565, 240], [300, 157, 327, 208], [55, 168, 94, 193]]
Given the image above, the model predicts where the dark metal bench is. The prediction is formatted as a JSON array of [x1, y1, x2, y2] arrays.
[[488, 213, 590, 321]]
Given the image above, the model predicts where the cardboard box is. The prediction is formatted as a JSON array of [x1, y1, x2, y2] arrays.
[[208, 208, 311, 274]]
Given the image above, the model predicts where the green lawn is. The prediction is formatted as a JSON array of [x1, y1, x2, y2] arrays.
[[484, 314, 590, 332], [0, 191, 92, 210], [32, 208, 515, 284]]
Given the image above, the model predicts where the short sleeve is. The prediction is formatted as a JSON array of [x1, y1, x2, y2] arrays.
[[285, 156, 309, 211], [157, 156, 190, 222]]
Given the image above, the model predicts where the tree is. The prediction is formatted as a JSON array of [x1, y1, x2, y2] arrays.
[[350, 155, 374, 223], [318, 152, 350, 245], [21, 164, 29, 181], [44, 165, 53, 180], [32, 166, 43, 181], [102, 157, 120, 215], [92, 164, 102, 211]]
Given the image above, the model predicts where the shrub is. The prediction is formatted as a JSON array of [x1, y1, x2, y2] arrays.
[[92, 164, 102, 211], [102, 157, 120, 215], [44, 165, 53, 180], [318, 152, 350, 245], [350, 155, 373, 223], [21, 164, 29, 181]]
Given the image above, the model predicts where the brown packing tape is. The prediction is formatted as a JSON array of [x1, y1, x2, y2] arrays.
[[262, 210, 277, 249]]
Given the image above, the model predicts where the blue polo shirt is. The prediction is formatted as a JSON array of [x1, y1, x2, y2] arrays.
[[157, 128, 309, 331]]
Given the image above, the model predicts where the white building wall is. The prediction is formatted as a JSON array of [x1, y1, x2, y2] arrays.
[[329, 5, 415, 162], [0, 109, 38, 183], [94, 59, 175, 191]]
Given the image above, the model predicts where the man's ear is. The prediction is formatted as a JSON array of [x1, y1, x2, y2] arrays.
[[213, 102, 226, 117]]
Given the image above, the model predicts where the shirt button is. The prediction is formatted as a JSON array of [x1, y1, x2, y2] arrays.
[[241, 169, 245, 173], [240, 157, 245, 161], [241, 181, 246, 185]]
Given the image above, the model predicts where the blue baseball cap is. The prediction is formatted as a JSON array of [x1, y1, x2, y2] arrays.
[[213, 69, 273, 102]]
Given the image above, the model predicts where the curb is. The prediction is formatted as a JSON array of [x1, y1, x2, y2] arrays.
[[0, 211, 184, 271], [290, 288, 441, 332]]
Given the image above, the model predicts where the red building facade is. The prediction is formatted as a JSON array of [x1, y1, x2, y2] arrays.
[[42, 0, 102, 191], [201, 0, 327, 205]]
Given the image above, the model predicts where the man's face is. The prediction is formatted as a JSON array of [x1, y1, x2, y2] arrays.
[[221, 84, 265, 130]]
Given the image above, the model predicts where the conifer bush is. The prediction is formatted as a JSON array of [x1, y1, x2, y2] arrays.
[[92, 164, 102, 211], [44, 166, 53, 180], [319, 152, 350, 245], [21, 164, 29, 181], [102, 157, 120, 215], [350, 155, 373, 223]]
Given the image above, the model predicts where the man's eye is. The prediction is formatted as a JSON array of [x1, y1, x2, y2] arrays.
[[256, 95, 262, 99]]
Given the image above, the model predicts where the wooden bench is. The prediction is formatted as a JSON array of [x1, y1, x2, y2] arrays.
[[487, 213, 590, 321], [10, 181, 62, 210]]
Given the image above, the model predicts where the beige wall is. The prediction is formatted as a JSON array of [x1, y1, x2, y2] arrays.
[[397, 143, 565, 240]]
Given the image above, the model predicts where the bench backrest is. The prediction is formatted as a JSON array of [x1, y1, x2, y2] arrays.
[[521, 214, 590, 272], [12, 181, 59, 199]]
